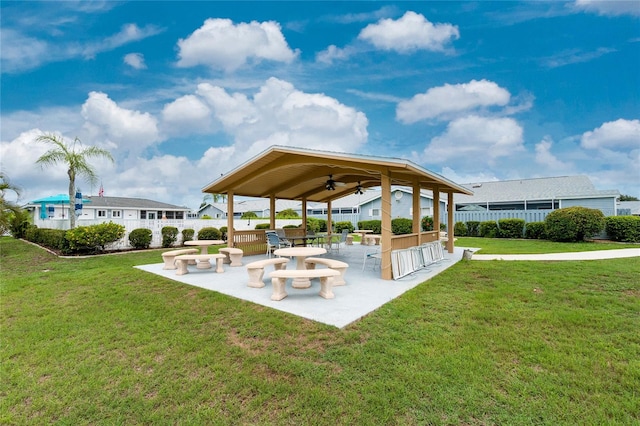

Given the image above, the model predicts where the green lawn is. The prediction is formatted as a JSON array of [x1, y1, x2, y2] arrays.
[[2, 237, 639, 424], [456, 236, 639, 254]]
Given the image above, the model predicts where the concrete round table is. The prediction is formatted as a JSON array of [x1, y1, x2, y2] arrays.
[[184, 240, 225, 268], [184, 240, 225, 255], [273, 246, 327, 288], [354, 230, 373, 244]]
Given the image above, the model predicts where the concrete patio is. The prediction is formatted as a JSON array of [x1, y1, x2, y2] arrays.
[[136, 242, 466, 328]]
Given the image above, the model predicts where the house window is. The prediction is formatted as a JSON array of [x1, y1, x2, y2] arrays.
[[140, 211, 146, 219], [370, 208, 380, 217], [112, 210, 122, 218], [97, 210, 107, 218]]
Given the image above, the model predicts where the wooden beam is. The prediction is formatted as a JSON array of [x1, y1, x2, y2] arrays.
[[412, 178, 421, 244], [381, 172, 392, 280], [447, 192, 454, 253], [227, 191, 234, 247], [270, 195, 276, 229]]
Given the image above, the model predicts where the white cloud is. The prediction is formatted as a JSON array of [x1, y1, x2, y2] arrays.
[[81, 91, 161, 157], [176, 18, 299, 71], [358, 11, 459, 53], [82, 24, 162, 59], [1, 24, 162, 73], [161, 94, 213, 136], [195, 77, 368, 155], [423, 115, 524, 164], [535, 136, 573, 171], [580, 119, 640, 150], [0, 29, 49, 73], [123, 52, 146, 69], [541, 47, 617, 68], [315, 44, 353, 64], [438, 166, 500, 185], [574, 0, 640, 17], [397, 79, 511, 124]]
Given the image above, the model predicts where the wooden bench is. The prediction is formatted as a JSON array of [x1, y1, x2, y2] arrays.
[[161, 248, 199, 269], [174, 254, 226, 275], [246, 258, 289, 288], [269, 269, 340, 301], [219, 247, 243, 266], [304, 257, 349, 286]]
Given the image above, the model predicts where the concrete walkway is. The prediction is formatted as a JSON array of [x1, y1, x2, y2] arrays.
[[470, 247, 640, 261]]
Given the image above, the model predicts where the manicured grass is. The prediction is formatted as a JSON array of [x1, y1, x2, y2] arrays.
[[456, 236, 639, 254], [2, 237, 639, 424]]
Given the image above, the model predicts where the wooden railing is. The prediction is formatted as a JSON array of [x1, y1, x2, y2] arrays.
[[233, 230, 267, 256], [390, 231, 440, 251], [283, 228, 305, 238]]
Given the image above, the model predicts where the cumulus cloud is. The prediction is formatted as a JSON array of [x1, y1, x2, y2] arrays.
[[580, 118, 640, 150], [574, 0, 640, 17], [397, 79, 511, 123], [81, 91, 161, 157], [535, 136, 573, 171], [358, 11, 459, 53], [176, 18, 299, 71], [422, 115, 524, 164], [194, 77, 368, 156], [124, 52, 146, 69], [161, 95, 213, 136]]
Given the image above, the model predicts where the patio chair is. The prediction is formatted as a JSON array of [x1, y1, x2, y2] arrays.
[[328, 229, 349, 253], [266, 231, 292, 258], [362, 247, 381, 271]]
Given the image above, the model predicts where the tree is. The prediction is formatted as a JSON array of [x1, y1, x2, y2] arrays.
[[0, 172, 22, 234], [620, 194, 639, 201], [35, 133, 114, 229], [200, 193, 226, 208]]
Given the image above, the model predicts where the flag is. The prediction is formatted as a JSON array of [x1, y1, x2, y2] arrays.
[[98, 183, 104, 197]]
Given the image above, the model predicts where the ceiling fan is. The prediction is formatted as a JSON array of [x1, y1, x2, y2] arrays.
[[325, 175, 345, 191], [354, 181, 364, 195]]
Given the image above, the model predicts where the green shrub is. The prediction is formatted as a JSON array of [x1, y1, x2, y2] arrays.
[[421, 216, 433, 231], [161, 226, 179, 248], [255, 223, 270, 230], [466, 221, 480, 237], [306, 218, 322, 233], [129, 228, 153, 249], [358, 220, 381, 234], [440, 223, 447, 231], [498, 218, 525, 239], [479, 221, 499, 238], [65, 222, 126, 253], [334, 221, 354, 233], [241, 211, 258, 219], [605, 216, 640, 242], [391, 218, 413, 235], [200, 215, 212, 219], [276, 208, 299, 218], [181, 228, 194, 244], [524, 222, 546, 239], [219, 226, 228, 241], [25, 226, 68, 252], [454, 221, 467, 236], [8, 209, 31, 239], [545, 207, 605, 242], [198, 227, 221, 240]]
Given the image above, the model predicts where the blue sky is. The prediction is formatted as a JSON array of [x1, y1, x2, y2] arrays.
[[1, 1, 639, 209]]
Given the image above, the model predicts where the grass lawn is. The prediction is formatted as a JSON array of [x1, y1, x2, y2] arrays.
[[456, 236, 639, 254], [2, 237, 639, 424]]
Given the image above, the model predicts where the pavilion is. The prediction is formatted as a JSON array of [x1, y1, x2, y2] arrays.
[[202, 146, 472, 280]]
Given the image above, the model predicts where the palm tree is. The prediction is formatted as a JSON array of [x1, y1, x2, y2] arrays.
[[200, 193, 226, 208], [0, 172, 22, 234], [35, 133, 114, 229]]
